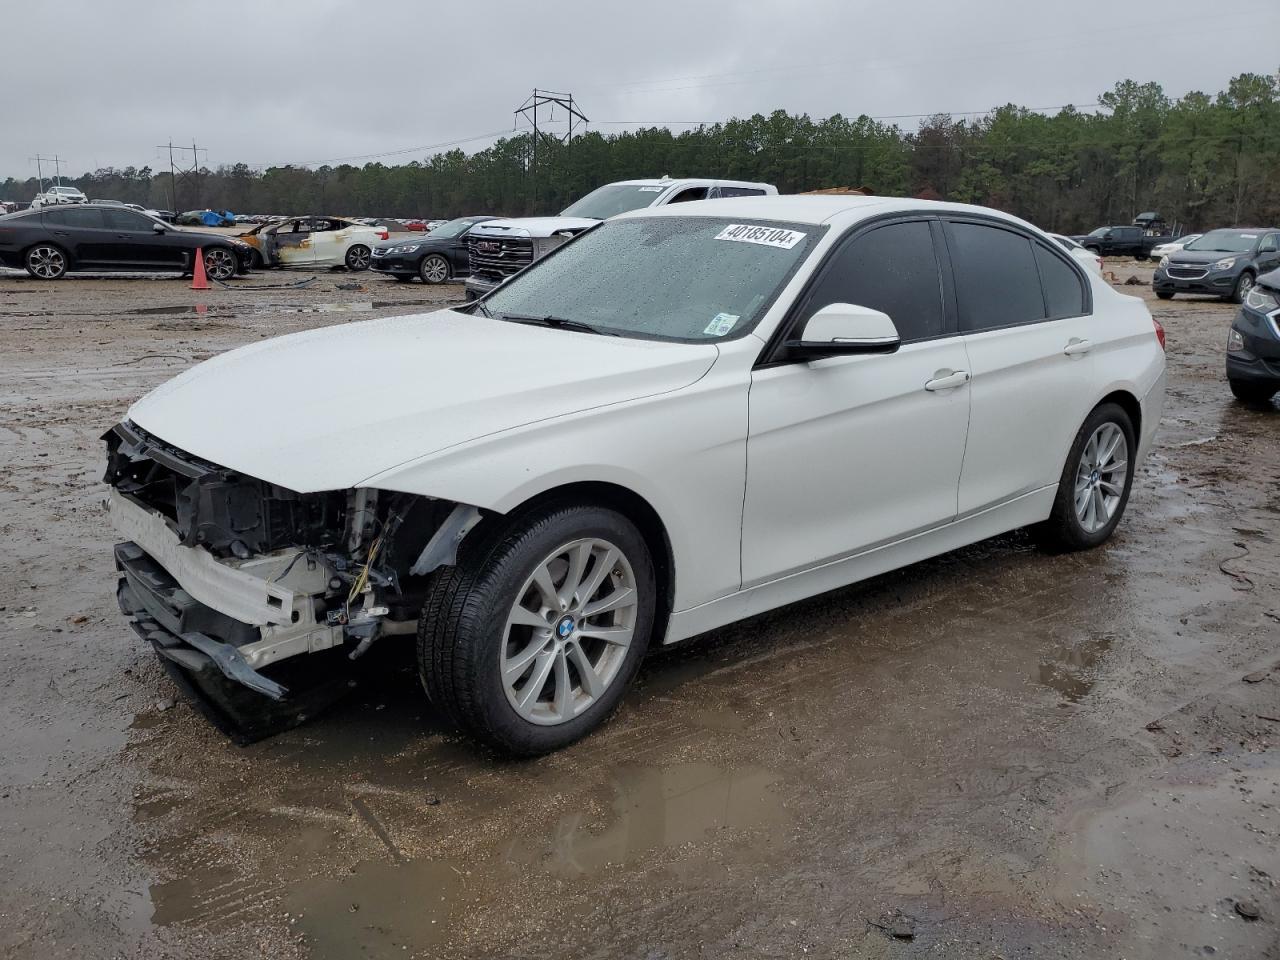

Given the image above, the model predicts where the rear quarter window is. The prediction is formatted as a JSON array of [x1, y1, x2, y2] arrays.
[[1034, 244, 1087, 319]]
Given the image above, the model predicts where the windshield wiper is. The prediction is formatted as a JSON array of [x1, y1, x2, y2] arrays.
[[470, 299, 493, 318], [498, 312, 617, 336]]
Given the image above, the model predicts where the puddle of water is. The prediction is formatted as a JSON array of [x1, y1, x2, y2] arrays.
[[286, 859, 466, 959], [504, 761, 784, 877], [1036, 634, 1114, 701]]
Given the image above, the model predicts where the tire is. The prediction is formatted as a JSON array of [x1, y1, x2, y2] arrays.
[[1155, 291, 1174, 300], [392, 273, 416, 283], [248, 249, 264, 270], [419, 254, 450, 284], [1229, 271, 1255, 304], [202, 246, 237, 282], [25, 244, 68, 279], [419, 503, 656, 755], [345, 244, 371, 271], [1229, 379, 1278, 404], [1036, 402, 1136, 552]]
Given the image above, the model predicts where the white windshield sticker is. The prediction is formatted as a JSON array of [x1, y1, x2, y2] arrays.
[[704, 313, 739, 336], [1241, 233, 1258, 238], [638, 186, 664, 192], [714, 224, 806, 249]]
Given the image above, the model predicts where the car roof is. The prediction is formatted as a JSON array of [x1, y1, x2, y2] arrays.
[[615, 194, 1045, 232], [609, 177, 773, 189]]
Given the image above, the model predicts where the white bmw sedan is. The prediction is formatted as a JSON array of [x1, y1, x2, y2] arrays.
[[104, 196, 1166, 754]]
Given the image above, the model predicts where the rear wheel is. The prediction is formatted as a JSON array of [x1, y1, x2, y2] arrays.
[[1036, 403, 1136, 552], [203, 247, 237, 281], [345, 245, 371, 271], [419, 503, 656, 755], [1229, 379, 1278, 404], [25, 244, 68, 279], [419, 254, 450, 284]]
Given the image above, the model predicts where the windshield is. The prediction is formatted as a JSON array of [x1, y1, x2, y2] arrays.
[[1185, 230, 1260, 253], [481, 216, 822, 342], [1088, 227, 1108, 237], [427, 217, 480, 239], [560, 184, 666, 221]]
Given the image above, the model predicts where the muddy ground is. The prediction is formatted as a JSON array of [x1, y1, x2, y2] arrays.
[[1, 262, 1278, 960]]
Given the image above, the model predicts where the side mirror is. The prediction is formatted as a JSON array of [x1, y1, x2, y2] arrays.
[[784, 303, 901, 361], [152, 222, 166, 234]]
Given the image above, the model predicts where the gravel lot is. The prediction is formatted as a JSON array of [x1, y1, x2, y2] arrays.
[[1, 262, 1278, 960]]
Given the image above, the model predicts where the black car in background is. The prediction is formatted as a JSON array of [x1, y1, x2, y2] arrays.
[[369, 215, 496, 284], [1153, 228, 1280, 302], [0, 204, 254, 280], [1226, 267, 1280, 404]]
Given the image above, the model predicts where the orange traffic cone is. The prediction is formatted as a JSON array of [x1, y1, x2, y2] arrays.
[[190, 247, 210, 290]]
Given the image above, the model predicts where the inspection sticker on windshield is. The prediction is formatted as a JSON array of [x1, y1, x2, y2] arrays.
[[714, 224, 806, 249], [704, 313, 739, 336], [638, 186, 664, 192]]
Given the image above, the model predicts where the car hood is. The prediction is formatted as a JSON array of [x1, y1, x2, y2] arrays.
[[468, 217, 600, 239], [373, 235, 445, 251], [127, 310, 718, 493], [1167, 249, 1245, 266]]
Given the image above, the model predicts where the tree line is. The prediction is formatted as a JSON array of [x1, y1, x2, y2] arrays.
[[3, 72, 1278, 234]]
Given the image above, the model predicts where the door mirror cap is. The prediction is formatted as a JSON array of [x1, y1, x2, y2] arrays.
[[152, 222, 166, 234], [784, 303, 901, 360]]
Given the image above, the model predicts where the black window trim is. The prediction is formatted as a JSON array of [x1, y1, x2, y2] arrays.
[[937, 213, 1092, 335], [756, 211, 957, 368]]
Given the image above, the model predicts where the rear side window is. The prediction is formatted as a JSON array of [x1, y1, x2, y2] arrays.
[[44, 207, 105, 228], [1034, 243, 1086, 318], [948, 222, 1045, 332], [801, 220, 945, 342], [713, 187, 766, 198]]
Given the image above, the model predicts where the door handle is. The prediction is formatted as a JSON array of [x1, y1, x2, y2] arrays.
[[1063, 338, 1092, 356], [924, 369, 970, 392]]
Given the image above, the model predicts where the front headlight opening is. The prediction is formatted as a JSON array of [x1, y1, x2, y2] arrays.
[[1244, 286, 1279, 313], [1159, 255, 1169, 269], [1213, 257, 1238, 271]]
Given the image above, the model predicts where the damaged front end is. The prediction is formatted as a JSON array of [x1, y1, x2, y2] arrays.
[[103, 421, 477, 741]]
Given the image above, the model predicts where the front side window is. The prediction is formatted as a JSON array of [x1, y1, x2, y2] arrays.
[[559, 184, 667, 220], [103, 209, 154, 231], [481, 216, 822, 342], [1259, 234, 1279, 253], [948, 221, 1046, 332], [798, 220, 945, 342]]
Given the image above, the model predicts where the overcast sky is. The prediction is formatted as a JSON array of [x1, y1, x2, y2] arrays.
[[3, 0, 1277, 179]]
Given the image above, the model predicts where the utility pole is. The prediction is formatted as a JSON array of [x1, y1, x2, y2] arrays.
[[29, 154, 66, 195], [156, 140, 208, 212], [515, 89, 588, 211]]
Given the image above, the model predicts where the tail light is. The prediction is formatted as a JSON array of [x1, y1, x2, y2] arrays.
[[1153, 317, 1166, 351], [377, 229, 389, 240]]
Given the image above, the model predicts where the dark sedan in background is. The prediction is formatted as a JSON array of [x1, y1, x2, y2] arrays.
[[1226, 267, 1280, 404], [1153, 227, 1280, 302], [369, 215, 496, 284], [0, 204, 254, 280]]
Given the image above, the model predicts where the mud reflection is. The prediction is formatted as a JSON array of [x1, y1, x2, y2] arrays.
[[505, 762, 784, 877], [1036, 635, 1114, 701]]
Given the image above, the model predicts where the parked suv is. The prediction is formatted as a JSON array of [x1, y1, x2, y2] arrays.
[[1153, 228, 1280, 302], [103, 196, 1165, 755], [1226, 267, 1280, 403], [29, 184, 88, 208], [463, 176, 777, 299]]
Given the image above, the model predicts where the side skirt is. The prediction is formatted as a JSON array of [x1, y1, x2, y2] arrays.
[[664, 485, 1057, 645]]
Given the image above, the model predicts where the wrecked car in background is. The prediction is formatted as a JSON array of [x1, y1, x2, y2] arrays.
[[237, 215, 389, 271], [104, 195, 1165, 756]]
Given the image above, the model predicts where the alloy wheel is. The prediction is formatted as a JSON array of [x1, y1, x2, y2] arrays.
[[421, 254, 449, 284], [501, 538, 638, 725], [203, 248, 236, 281], [346, 245, 371, 271], [28, 246, 66, 279], [1074, 422, 1128, 534]]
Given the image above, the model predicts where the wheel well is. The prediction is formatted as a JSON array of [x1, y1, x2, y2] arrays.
[[1097, 389, 1141, 438], [508, 482, 675, 645]]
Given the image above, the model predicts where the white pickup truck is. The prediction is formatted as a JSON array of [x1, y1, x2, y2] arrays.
[[463, 176, 777, 299]]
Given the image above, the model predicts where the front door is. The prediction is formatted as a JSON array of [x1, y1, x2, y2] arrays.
[[101, 208, 176, 268], [273, 218, 316, 267], [742, 218, 970, 585]]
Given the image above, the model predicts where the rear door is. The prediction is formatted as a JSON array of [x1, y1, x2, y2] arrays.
[[45, 207, 112, 266], [942, 218, 1096, 516], [306, 218, 345, 266]]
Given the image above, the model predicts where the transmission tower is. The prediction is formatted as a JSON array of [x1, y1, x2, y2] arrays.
[[29, 154, 67, 194], [515, 89, 588, 208], [156, 140, 208, 212]]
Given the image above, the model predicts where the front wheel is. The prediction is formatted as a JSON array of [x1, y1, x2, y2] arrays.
[[419, 504, 656, 755], [345, 244, 371, 271], [1036, 403, 1136, 552], [1229, 379, 1278, 404], [1230, 271, 1255, 304], [25, 244, 68, 279], [1155, 290, 1174, 300], [203, 246, 237, 281], [419, 254, 450, 284]]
